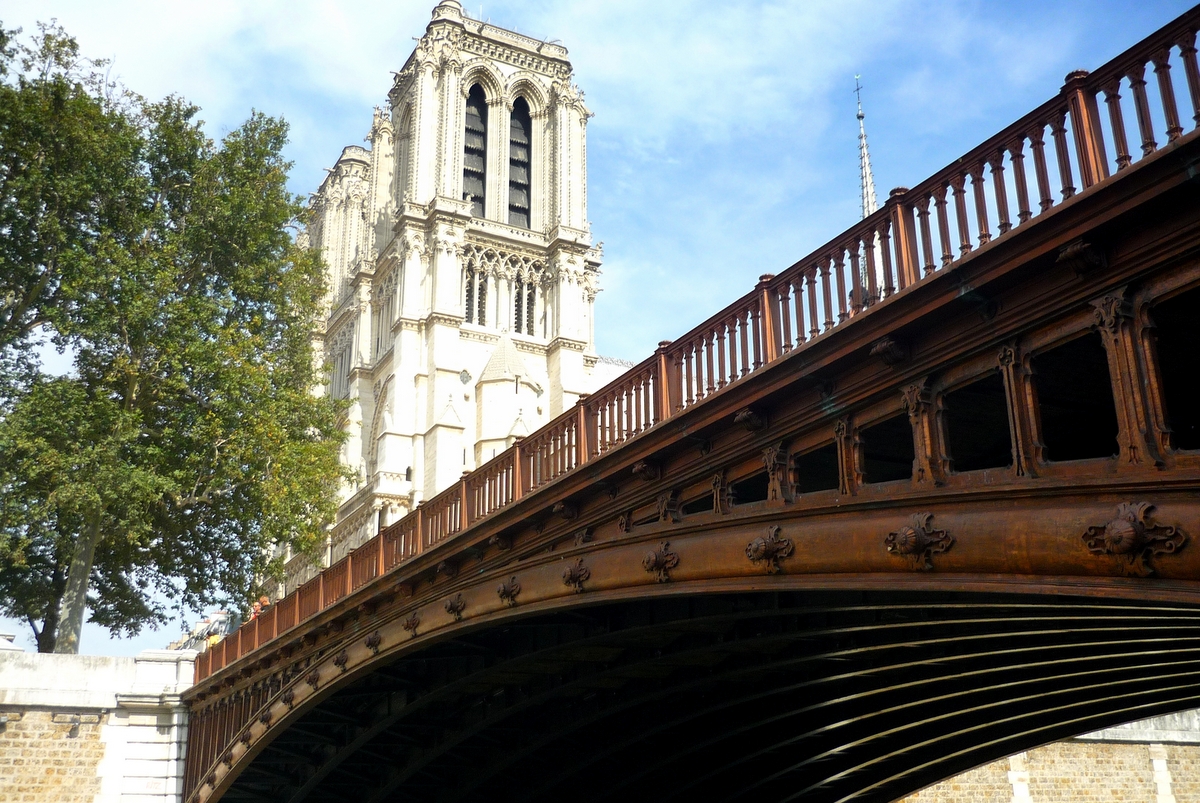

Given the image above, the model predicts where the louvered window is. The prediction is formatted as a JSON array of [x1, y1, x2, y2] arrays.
[[525, 281, 536, 336], [508, 97, 532, 228], [463, 85, 487, 218], [465, 267, 476, 324], [476, 271, 487, 326], [513, 278, 525, 332], [464, 266, 487, 326], [513, 277, 536, 336]]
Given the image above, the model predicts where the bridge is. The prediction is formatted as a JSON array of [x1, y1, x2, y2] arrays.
[[183, 10, 1200, 803]]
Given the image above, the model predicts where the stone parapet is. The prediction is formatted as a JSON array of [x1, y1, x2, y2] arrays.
[[0, 649, 194, 803]]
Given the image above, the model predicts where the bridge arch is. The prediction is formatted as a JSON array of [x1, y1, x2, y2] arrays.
[[202, 579, 1200, 803]]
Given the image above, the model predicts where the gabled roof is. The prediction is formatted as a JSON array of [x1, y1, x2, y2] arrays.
[[479, 333, 529, 383]]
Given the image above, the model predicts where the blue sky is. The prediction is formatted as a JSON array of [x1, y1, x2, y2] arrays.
[[1, 0, 1193, 654]]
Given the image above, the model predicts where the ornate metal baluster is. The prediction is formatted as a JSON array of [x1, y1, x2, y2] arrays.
[[806, 268, 820, 339], [878, 218, 896, 298], [1177, 31, 1200, 126], [970, 163, 991, 245], [1009, 139, 1032, 223], [1050, 109, 1075, 200], [989, 153, 1011, 234], [833, 250, 849, 322], [819, 258, 834, 331], [1029, 124, 1054, 211], [1128, 62, 1158, 155], [778, 283, 793, 351], [863, 229, 879, 306], [916, 193, 935, 273], [934, 183, 954, 265], [1102, 78, 1132, 170], [1152, 48, 1184, 142], [951, 173, 972, 256]]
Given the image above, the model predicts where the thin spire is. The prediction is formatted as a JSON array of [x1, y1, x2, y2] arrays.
[[855, 76, 878, 219]]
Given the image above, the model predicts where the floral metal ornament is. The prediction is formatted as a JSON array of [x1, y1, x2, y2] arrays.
[[445, 593, 466, 622], [746, 525, 794, 574], [643, 542, 680, 583], [497, 576, 521, 607], [563, 558, 591, 593], [885, 513, 954, 571], [333, 649, 349, 673], [365, 630, 382, 655], [402, 612, 421, 638], [1082, 501, 1185, 577]]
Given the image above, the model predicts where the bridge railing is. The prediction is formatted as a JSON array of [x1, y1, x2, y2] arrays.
[[522, 406, 583, 490], [192, 8, 1200, 685], [585, 355, 663, 455]]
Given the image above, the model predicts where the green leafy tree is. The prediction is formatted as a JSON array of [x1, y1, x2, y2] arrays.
[[0, 24, 346, 653]]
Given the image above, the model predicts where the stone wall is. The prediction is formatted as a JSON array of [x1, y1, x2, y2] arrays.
[[0, 649, 194, 803], [902, 709, 1200, 802], [0, 710, 105, 802]]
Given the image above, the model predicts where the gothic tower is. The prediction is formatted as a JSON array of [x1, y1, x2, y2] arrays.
[[292, 0, 626, 588]]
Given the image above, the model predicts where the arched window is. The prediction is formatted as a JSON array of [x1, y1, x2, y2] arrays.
[[463, 84, 488, 217], [508, 97, 532, 228]]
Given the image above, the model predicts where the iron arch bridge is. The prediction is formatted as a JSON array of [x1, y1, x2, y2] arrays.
[[185, 10, 1200, 803]]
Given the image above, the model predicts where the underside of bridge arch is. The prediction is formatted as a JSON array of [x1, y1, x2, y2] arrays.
[[224, 590, 1200, 803]]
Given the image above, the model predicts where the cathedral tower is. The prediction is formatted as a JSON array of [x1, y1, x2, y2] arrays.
[[293, 0, 625, 588]]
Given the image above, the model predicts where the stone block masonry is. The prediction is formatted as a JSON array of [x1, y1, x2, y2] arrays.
[[0, 710, 104, 802], [0, 650, 194, 803], [901, 709, 1200, 802]]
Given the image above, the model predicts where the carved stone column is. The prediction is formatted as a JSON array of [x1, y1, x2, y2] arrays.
[[902, 379, 949, 485], [1091, 287, 1165, 467]]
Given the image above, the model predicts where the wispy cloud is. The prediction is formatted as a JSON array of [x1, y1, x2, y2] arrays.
[[4, 0, 1193, 362]]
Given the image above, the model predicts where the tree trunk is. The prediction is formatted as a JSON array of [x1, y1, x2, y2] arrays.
[[53, 516, 102, 654], [34, 565, 67, 653]]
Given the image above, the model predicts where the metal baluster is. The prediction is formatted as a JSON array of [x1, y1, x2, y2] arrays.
[[848, 240, 865, 312], [1049, 109, 1075, 199], [833, 251, 849, 322], [1102, 78, 1133, 170], [878, 219, 896, 298], [806, 269, 819, 339], [715, 321, 728, 388], [970, 163, 991, 245], [794, 279, 807, 344], [778, 283, 793, 352], [734, 312, 744, 376], [1128, 62, 1158, 155], [1029, 124, 1054, 211], [1010, 139, 1033, 223], [989, 154, 1011, 235], [951, 173, 972, 255], [863, 230, 879, 306], [684, 343, 695, 405], [1152, 48, 1184, 141], [819, 259, 833, 332], [1177, 31, 1200, 126], [751, 304, 764, 370], [916, 193, 935, 274], [934, 184, 954, 265], [704, 333, 716, 395]]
